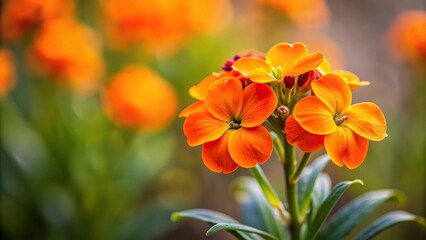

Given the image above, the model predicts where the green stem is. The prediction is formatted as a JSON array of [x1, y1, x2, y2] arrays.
[[283, 134, 301, 240], [291, 152, 312, 184]]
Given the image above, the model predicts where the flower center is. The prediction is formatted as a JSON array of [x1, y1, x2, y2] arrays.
[[271, 66, 283, 80], [334, 114, 349, 126], [228, 120, 241, 129]]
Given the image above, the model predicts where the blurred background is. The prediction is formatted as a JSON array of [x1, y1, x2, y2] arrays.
[[1, 0, 425, 239]]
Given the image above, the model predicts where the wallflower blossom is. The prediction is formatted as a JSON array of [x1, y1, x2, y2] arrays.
[[387, 10, 426, 63], [232, 42, 323, 83], [102, 0, 232, 56], [103, 66, 178, 131], [0, 0, 74, 43], [0, 49, 17, 98], [183, 77, 277, 173], [318, 58, 370, 90], [286, 74, 387, 169], [179, 52, 265, 118], [28, 19, 104, 94]]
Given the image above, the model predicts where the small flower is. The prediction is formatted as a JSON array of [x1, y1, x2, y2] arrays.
[[183, 77, 277, 173], [28, 19, 104, 94], [103, 66, 178, 131], [286, 74, 387, 169], [232, 42, 323, 83], [0, 49, 17, 99], [318, 58, 369, 90]]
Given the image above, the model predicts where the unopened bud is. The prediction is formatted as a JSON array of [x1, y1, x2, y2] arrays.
[[277, 105, 290, 117], [222, 60, 234, 72], [284, 76, 295, 89], [297, 70, 321, 92], [240, 77, 252, 88]]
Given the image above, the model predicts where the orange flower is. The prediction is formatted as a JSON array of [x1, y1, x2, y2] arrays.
[[1, 0, 74, 43], [183, 77, 277, 173], [28, 19, 104, 94], [102, 0, 232, 56], [387, 10, 426, 63], [318, 58, 369, 90], [104, 66, 178, 131], [0, 49, 17, 98], [232, 42, 323, 83], [286, 74, 387, 169]]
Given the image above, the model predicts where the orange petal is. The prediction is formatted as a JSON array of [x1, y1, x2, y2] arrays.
[[293, 96, 337, 135], [202, 131, 239, 174], [343, 102, 387, 141], [247, 68, 276, 83], [311, 74, 352, 113], [183, 111, 228, 146], [179, 101, 207, 118], [228, 126, 273, 168], [285, 115, 324, 152], [240, 83, 277, 127], [318, 57, 332, 75], [324, 126, 369, 169], [266, 42, 307, 69], [289, 52, 324, 76], [189, 73, 220, 100], [205, 77, 243, 121], [232, 57, 270, 76], [333, 70, 370, 90]]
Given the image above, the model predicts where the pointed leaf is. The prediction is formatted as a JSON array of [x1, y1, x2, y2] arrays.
[[306, 180, 363, 240], [233, 177, 288, 240], [250, 165, 284, 210], [353, 211, 426, 240], [298, 155, 330, 215], [207, 223, 279, 240], [171, 209, 257, 240], [309, 173, 332, 222], [318, 190, 404, 240]]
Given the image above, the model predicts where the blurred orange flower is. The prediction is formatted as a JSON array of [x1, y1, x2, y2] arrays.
[[286, 74, 387, 169], [28, 19, 104, 94], [258, 0, 330, 30], [102, 0, 232, 56], [232, 42, 323, 83], [183, 77, 277, 173], [104, 66, 178, 131], [0, 0, 74, 43], [387, 10, 426, 63], [0, 49, 17, 98]]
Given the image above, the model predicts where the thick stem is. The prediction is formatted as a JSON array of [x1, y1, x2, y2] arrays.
[[284, 134, 301, 240], [291, 152, 312, 184]]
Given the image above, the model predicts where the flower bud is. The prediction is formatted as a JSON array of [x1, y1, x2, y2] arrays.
[[297, 70, 320, 92], [284, 76, 295, 89]]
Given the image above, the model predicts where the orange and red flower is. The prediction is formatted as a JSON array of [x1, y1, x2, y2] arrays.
[[183, 77, 277, 173], [28, 19, 104, 94], [103, 66, 178, 131], [0, 49, 17, 99], [232, 42, 323, 83], [286, 74, 387, 169]]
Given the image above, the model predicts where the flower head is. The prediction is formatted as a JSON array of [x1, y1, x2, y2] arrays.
[[286, 74, 387, 169], [183, 77, 277, 173], [103, 66, 178, 131], [28, 19, 104, 94], [232, 42, 323, 83]]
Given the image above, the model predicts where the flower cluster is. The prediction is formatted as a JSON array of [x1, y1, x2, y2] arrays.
[[182, 42, 387, 173]]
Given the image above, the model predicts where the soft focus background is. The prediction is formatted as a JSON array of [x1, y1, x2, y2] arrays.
[[1, 0, 425, 239]]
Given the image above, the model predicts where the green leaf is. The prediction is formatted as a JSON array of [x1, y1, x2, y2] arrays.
[[318, 189, 404, 240], [233, 177, 288, 240], [171, 209, 257, 240], [306, 180, 363, 240], [207, 223, 279, 240], [309, 173, 332, 223], [250, 165, 284, 211], [353, 211, 426, 240], [297, 155, 330, 215]]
